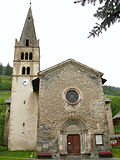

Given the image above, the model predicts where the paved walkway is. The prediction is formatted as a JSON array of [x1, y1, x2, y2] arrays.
[[63, 159, 120, 160], [3, 155, 119, 160], [60, 155, 120, 160], [60, 158, 120, 160], [61, 157, 120, 160], [66, 158, 120, 160]]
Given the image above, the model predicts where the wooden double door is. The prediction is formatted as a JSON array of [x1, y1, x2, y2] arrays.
[[67, 134, 80, 155]]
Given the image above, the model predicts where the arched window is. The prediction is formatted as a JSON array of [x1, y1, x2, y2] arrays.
[[22, 67, 25, 75], [25, 52, 28, 60], [21, 52, 24, 60], [26, 39, 29, 47], [27, 67, 30, 75], [29, 52, 33, 60]]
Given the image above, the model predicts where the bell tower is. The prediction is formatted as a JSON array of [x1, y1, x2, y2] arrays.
[[8, 6, 40, 150]]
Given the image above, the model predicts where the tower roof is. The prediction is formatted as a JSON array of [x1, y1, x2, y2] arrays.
[[18, 6, 37, 47]]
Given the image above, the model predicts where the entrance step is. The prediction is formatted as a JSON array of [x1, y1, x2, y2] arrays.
[[61, 155, 90, 160]]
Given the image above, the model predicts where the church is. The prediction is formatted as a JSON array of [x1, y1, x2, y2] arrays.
[[7, 5, 114, 157]]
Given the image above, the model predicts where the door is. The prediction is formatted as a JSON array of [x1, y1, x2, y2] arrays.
[[67, 134, 80, 155]]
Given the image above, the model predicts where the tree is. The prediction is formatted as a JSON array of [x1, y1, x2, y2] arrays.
[[0, 63, 3, 75], [103, 85, 120, 96], [4, 63, 12, 76], [74, 0, 120, 37]]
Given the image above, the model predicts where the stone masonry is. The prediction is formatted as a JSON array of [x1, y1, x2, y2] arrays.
[[6, 5, 113, 157], [36, 60, 113, 156]]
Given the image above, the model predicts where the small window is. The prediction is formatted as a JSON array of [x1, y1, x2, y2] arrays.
[[95, 134, 103, 145], [27, 67, 30, 75], [25, 52, 28, 60], [29, 52, 33, 60], [22, 67, 25, 75], [26, 39, 29, 47], [21, 52, 24, 60]]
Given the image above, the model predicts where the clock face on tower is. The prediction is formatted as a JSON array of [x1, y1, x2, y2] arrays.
[[22, 79, 29, 86]]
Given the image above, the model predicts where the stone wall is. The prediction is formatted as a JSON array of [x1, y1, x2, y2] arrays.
[[37, 63, 112, 156], [8, 76, 39, 150], [105, 103, 114, 135], [8, 41, 40, 150]]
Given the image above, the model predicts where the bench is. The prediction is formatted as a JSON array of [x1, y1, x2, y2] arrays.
[[36, 152, 52, 159], [99, 151, 112, 158]]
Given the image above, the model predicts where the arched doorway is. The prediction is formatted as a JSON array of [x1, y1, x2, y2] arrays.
[[59, 118, 89, 155]]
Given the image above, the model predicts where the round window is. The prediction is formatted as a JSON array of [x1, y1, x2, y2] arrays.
[[65, 88, 80, 105]]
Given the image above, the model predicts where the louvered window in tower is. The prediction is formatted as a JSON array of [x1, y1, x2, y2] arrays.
[[21, 52, 24, 60], [25, 52, 28, 60], [29, 52, 33, 60], [22, 67, 25, 75], [27, 67, 30, 75], [26, 39, 29, 47]]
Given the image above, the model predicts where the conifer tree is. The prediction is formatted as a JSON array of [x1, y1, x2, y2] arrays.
[[0, 63, 3, 75], [74, 0, 120, 37], [4, 63, 13, 76]]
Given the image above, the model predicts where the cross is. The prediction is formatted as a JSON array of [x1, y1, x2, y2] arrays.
[[30, 0, 32, 6]]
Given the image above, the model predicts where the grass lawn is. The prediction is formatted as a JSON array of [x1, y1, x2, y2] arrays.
[[0, 147, 52, 160], [112, 147, 120, 158], [0, 158, 34, 160], [0, 151, 35, 158], [0, 147, 36, 160], [0, 146, 120, 159], [0, 90, 11, 102]]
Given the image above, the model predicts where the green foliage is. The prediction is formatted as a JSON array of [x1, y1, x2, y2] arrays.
[[0, 111, 6, 145], [1, 81, 11, 91], [0, 158, 28, 160], [74, 0, 120, 37], [0, 91, 10, 145], [0, 146, 7, 151], [0, 150, 35, 158], [4, 63, 13, 76], [104, 87, 120, 117], [105, 94, 120, 117], [0, 150, 36, 160], [0, 91, 11, 102], [0, 75, 12, 91], [112, 147, 120, 158], [0, 63, 3, 75], [0, 63, 13, 76], [103, 85, 120, 96]]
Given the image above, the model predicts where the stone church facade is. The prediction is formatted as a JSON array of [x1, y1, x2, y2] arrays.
[[7, 5, 113, 157]]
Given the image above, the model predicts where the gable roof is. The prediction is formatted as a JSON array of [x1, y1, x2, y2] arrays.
[[104, 96, 112, 103], [6, 97, 11, 104], [113, 111, 120, 120], [38, 59, 103, 77]]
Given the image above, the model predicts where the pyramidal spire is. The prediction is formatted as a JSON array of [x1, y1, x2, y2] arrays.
[[19, 6, 37, 47]]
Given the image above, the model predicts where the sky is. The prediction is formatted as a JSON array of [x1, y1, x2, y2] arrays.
[[0, 0, 120, 87]]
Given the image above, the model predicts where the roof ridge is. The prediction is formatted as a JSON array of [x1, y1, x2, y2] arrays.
[[39, 58, 103, 77]]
